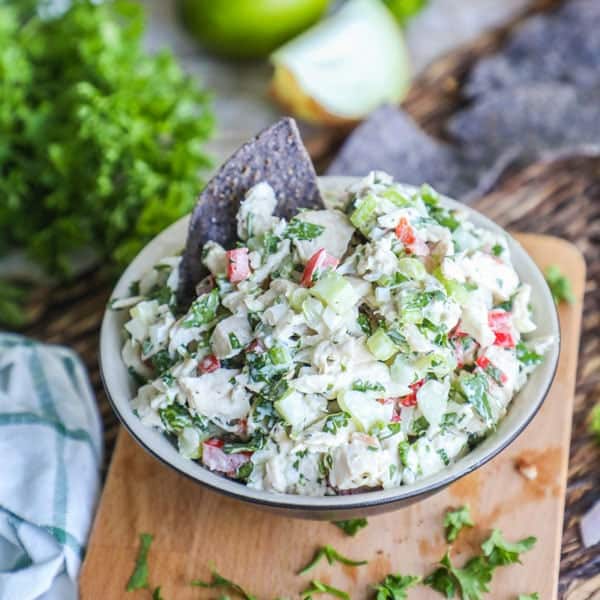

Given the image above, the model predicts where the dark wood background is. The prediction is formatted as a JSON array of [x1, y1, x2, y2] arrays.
[[19, 0, 599, 595]]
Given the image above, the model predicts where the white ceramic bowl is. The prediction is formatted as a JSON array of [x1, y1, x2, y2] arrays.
[[100, 177, 560, 519]]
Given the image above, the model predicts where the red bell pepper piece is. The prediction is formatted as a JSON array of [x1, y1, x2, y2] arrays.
[[226, 247, 250, 283], [301, 248, 339, 287], [488, 310, 516, 348], [198, 354, 220, 374]]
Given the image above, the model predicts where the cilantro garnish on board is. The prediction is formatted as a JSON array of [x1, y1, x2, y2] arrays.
[[444, 506, 474, 542], [373, 573, 420, 600], [126, 533, 153, 591], [298, 545, 367, 575], [332, 518, 369, 536]]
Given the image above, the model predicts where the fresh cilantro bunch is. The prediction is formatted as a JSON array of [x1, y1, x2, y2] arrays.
[[0, 0, 213, 277]]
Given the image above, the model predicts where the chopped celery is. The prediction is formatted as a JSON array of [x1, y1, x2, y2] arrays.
[[275, 389, 320, 433], [397, 257, 426, 281], [269, 344, 290, 366], [367, 329, 399, 361], [289, 287, 309, 311], [310, 272, 359, 314], [350, 194, 377, 235], [338, 389, 393, 433], [390, 355, 417, 387], [382, 187, 412, 207]]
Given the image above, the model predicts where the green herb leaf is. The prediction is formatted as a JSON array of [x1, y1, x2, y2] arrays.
[[373, 573, 420, 600], [454, 372, 492, 424], [0, 1, 213, 279], [545, 265, 575, 304], [126, 533, 153, 591], [298, 545, 367, 575], [284, 219, 324, 241], [191, 568, 257, 600], [0, 280, 29, 327], [589, 403, 600, 444], [515, 341, 543, 367], [159, 403, 207, 435], [323, 412, 350, 435], [332, 518, 368, 537], [351, 379, 385, 392], [481, 529, 537, 567], [425, 551, 493, 600], [518, 594, 539, 600], [183, 289, 220, 328], [444, 505, 474, 542], [301, 580, 350, 600], [152, 586, 164, 600]]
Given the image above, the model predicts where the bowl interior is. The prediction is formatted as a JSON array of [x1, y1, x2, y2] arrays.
[[100, 176, 560, 512]]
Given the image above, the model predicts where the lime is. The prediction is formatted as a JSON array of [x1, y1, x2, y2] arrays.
[[180, 0, 330, 60], [270, 0, 411, 124]]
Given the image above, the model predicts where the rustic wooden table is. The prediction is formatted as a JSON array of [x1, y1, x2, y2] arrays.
[[17, 0, 599, 596]]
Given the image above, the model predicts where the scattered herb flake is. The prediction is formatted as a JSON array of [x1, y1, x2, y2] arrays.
[[285, 219, 325, 241], [332, 518, 368, 537], [301, 580, 350, 600], [545, 265, 575, 304], [425, 551, 493, 600], [126, 533, 153, 591], [481, 529, 537, 567], [444, 506, 474, 542], [191, 568, 257, 600], [589, 403, 600, 444], [298, 545, 367, 575], [518, 594, 539, 600], [373, 573, 420, 600]]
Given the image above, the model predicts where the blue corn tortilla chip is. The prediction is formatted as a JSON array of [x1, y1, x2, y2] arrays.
[[449, 84, 600, 165], [178, 117, 323, 304], [327, 106, 465, 194], [466, 0, 600, 98], [326, 105, 504, 201]]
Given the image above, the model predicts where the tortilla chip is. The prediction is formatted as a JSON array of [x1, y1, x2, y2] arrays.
[[178, 117, 323, 304], [327, 105, 475, 197]]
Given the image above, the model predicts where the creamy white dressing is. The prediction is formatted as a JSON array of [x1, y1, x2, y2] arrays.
[[115, 174, 551, 496]]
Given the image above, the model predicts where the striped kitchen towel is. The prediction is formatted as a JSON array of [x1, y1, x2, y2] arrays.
[[0, 333, 102, 600]]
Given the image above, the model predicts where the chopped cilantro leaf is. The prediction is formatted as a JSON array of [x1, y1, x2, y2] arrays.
[[126, 533, 153, 591], [191, 568, 257, 600], [444, 505, 474, 542], [159, 403, 207, 435], [545, 265, 575, 304], [425, 551, 493, 600], [518, 594, 539, 600], [263, 233, 281, 254], [373, 574, 420, 600], [182, 289, 219, 328], [589, 403, 600, 444], [357, 312, 373, 335], [323, 412, 350, 434], [454, 372, 492, 424], [298, 545, 367, 575], [332, 518, 368, 536], [491, 244, 503, 257], [481, 529, 537, 567], [351, 379, 385, 392], [285, 219, 325, 241], [301, 580, 349, 600], [152, 587, 164, 600], [516, 341, 543, 367], [437, 448, 451, 466], [150, 350, 176, 375]]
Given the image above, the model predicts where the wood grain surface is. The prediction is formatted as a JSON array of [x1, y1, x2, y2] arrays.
[[79, 234, 584, 599]]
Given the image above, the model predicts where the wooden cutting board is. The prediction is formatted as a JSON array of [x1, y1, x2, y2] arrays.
[[80, 234, 585, 599]]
